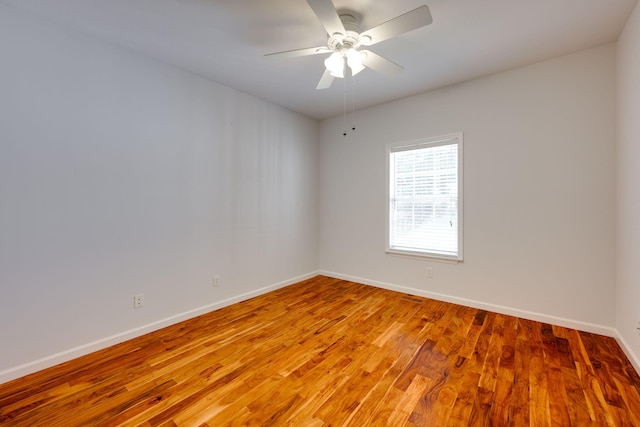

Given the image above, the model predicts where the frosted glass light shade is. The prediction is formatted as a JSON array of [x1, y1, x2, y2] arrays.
[[324, 52, 344, 78], [346, 48, 365, 75]]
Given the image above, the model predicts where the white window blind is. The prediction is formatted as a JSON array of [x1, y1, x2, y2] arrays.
[[387, 134, 463, 261]]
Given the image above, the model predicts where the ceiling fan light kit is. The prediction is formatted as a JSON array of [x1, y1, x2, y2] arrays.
[[324, 48, 365, 78], [265, 0, 433, 90]]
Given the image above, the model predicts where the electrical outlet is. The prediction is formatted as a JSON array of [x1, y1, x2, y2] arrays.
[[133, 294, 144, 308], [213, 276, 220, 287], [426, 267, 433, 278]]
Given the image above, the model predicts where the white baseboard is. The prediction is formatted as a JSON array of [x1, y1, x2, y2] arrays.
[[4, 270, 638, 385], [615, 332, 640, 376], [319, 270, 618, 337], [321, 272, 640, 376], [0, 271, 318, 385]]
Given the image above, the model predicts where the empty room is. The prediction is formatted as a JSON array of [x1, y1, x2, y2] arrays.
[[1, 0, 640, 425]]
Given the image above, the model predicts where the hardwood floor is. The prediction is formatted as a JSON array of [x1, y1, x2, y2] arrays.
[[1, 275, 639, 426]]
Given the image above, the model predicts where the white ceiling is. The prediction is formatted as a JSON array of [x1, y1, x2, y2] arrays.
[[2, 0, 637, 120]]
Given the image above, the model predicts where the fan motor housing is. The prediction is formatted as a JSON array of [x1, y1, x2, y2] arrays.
[[327, 13, 362, 51]]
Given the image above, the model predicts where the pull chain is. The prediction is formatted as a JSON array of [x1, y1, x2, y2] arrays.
[[342, 73, 347, 136], [351, 71, 356, 133]]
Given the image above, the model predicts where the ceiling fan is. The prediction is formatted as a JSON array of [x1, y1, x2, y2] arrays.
[[265, 0, 433, 90]]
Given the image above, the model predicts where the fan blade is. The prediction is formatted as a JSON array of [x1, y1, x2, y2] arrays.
[[360, 5, 432, 46], [316, 68, 334, 90], [265, 46, 330, 60], [306, 0, 345, 36], [360, 50, 404, 76]]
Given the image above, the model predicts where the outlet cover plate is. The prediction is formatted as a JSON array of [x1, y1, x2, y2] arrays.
[[134, 294, 144, 308]]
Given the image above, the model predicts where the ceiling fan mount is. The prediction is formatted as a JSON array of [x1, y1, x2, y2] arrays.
[[265, 1, 433, 90]]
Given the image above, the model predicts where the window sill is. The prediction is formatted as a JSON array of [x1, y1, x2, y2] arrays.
[[386, 249, 463, 264]]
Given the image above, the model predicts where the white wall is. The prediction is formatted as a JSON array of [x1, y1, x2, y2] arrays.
[[0, 5, 318, 382], [319, 44, 617, 332], [617, 2, 640, 370]]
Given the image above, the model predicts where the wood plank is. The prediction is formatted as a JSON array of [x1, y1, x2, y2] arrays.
[[488, 315, 517, 425]]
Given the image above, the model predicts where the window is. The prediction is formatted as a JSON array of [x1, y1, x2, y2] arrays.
[[386, 133, 463, 261]]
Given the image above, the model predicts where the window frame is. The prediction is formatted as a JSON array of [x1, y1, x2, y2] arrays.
[[385, 132, 464, 262]]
